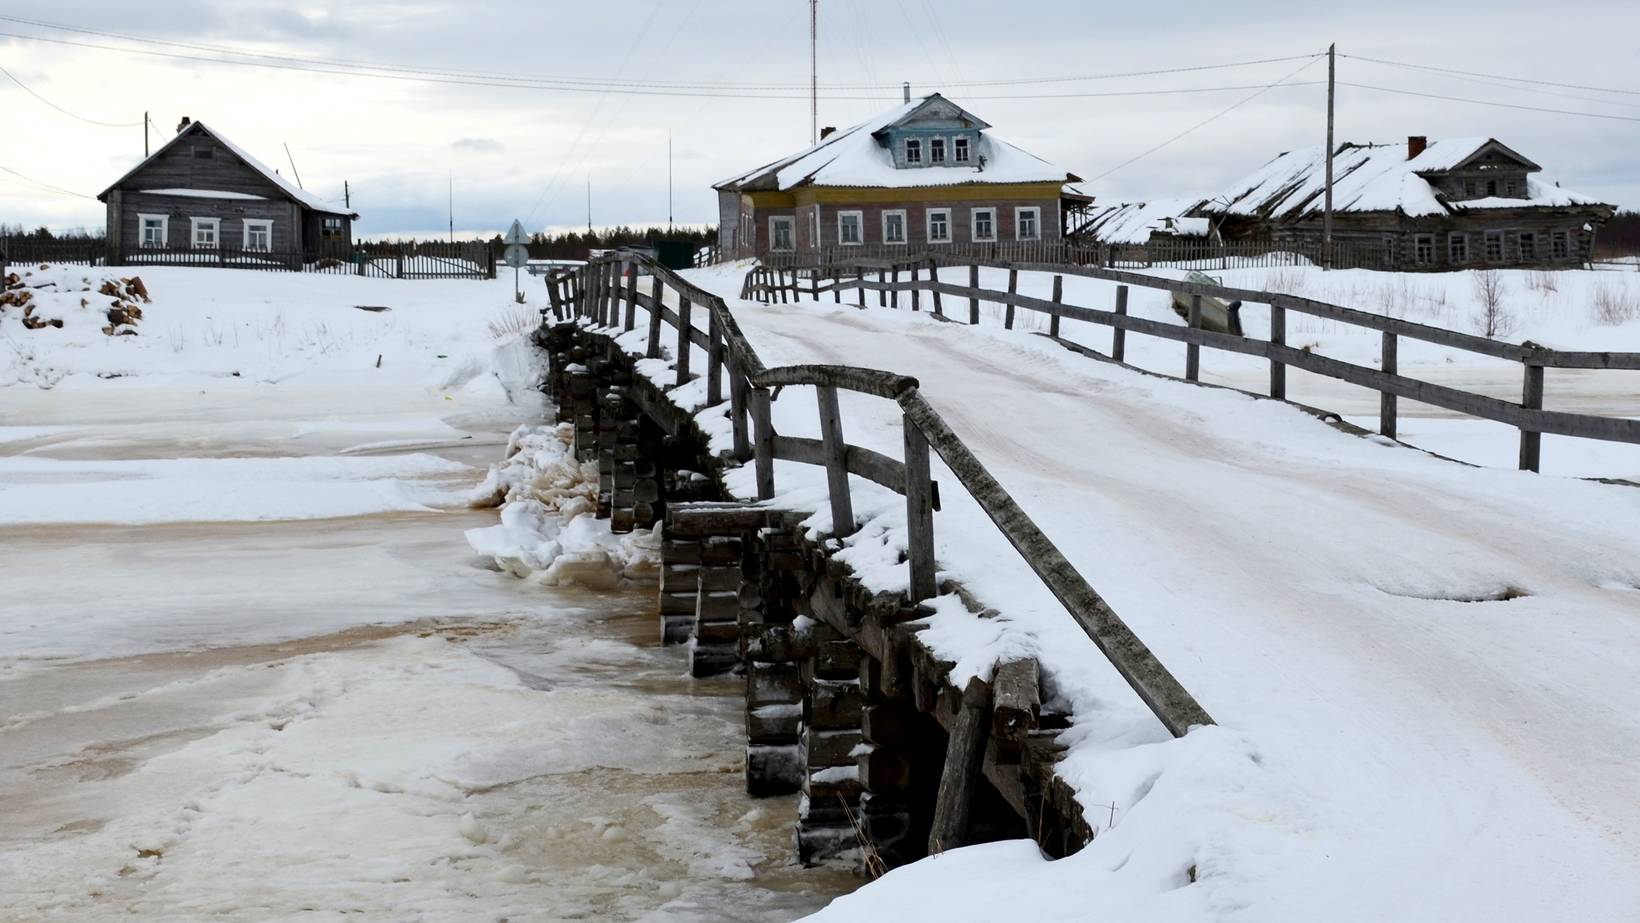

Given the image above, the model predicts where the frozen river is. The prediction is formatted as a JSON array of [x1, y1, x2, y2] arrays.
[[0, 377, 851, 920]]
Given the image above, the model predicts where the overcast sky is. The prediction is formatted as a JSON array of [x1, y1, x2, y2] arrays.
[[3, 0, 1637, 239]]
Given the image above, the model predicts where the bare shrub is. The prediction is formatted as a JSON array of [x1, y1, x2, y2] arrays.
[[1526, 270, 1560, 294], [1263, 266, 1306, 295], [487, 305, 540, 340], [1591, 280, 1640, 326], [1472, 270, 1515, 338]]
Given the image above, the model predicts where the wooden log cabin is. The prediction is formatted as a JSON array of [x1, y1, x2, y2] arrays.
[[98, 118, 358, 265], [1194, 136, 1615, 271], [713, 92, 1086, 260]]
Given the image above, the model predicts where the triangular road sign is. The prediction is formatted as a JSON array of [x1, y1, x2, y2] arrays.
[[503, 219, 529, 245]]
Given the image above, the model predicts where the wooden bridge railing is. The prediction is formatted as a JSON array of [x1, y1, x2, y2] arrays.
[[543, 250, 1215, 739], [740, 257, 1640, 474]]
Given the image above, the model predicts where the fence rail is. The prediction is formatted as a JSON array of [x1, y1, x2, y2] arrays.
[[544, 251, 1214, 739], [740, 256, 1640, 473]]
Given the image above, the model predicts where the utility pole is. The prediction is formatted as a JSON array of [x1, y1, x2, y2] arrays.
[[143, 111, 150, 157], [1322, 42, 1336, 271], [344, 180, 350, 209], [809, 0, 818, 144], [283, 143, 304, 189], [448, 171, 454, 243], [586, 176, 593, 236], [668, 132, 674, 233]]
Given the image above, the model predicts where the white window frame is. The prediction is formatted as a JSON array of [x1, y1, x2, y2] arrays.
[[926, 208, 952, 244], [929, 137, 946, 164], [953, 137, 971, 163], [971, 207, 997, 243], [881, 209, 908, 246], [1412, 233, 1434, 265], [190, 217, 221, 250], [769, 215, 795, 252], [1015, 206, 1041, 241], [837, 210, 864, 246], [1449, 232, 1468, 264], [1550, 230, 1570, 259], [138, 214, 169, 249], [1483, 230, 1504, 262], [242, 218, 273, 252], [904, 138, 922, 165], [809, 210, 820, 249], [1518, 230, 1537, 261]]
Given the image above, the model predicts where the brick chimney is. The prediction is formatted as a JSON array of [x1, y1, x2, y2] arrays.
[[820, 126, 836, 140], [1407, 135, 1427, 160], [176, 116, 192, 134]]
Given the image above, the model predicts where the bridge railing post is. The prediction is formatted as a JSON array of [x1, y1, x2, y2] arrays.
[[707, 308, 724, 406], [623, 262, 638, 332], [1185, 294, 1202, 381], [751, 387, 775, 500], [816, 385, 855, 536], [646, 276, 664, 358], [729, 345, 751, 460], [1269, 301, 1286, 399], [903, 413, 936, 603], [675, 296, 693, 387]]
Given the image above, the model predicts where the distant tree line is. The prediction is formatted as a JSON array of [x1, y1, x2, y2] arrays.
[[0, 224, 104, 242], [495, 225, 715, 260], [1596, 210, 1640, 257]]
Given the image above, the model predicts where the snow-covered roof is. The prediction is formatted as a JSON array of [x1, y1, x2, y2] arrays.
[[716, 94, 1078, 192], [99, 121, 357, 218], [1080, 198, 1207, 243], [1199, 137, 1608, 220]]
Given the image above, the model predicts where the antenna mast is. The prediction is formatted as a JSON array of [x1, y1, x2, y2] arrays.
[[448, 171, 453, 242], [809, 0, 818, 144]]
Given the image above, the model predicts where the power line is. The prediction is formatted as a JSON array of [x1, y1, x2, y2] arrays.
[[0, 164, 94, 199], [1340, 82, 1640, 123], [0, 60, 141, 127], [1086, 57, 1323, 184], [1338, 53, 1640, 97], [1344, 56, 1640, 111]]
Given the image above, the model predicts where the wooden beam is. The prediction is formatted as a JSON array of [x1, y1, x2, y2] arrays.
[[675, 296, 693, 387], [928, 676, 992, 853], [1380, 332, 1398, 439], [1186, 294, 1202, 381], [1048, 274, 1063, 339], [1268, 301, 1286, 399], [1004, 267, 1018, 330], [751, 387, 775, 500], [968, 263, 979, 325], [816, 385, 856, 536], [904, 413, 937, 603], [1520, 363, 1545, 472], [991, 659, 1040, 748], [1112, 285, 1128, 363], [646, 276, 664, 359]]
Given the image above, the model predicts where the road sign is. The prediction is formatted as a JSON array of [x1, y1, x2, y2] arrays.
[[503, 219, 529, 246], [503, 244, 529, 269]]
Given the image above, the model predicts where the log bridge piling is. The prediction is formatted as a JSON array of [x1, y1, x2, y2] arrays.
[[537, 251, 1208, 872]]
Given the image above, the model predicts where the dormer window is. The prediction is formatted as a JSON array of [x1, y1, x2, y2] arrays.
[[930, 138, 946, 164], [904, 138, 922, 164], [954, 137, 970, 163]]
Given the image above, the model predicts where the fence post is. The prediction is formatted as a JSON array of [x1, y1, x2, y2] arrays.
[[623, 262, 638, 332], [751, 387, 775, 501], [910, 263, 921, 312], [1520, 361, 1545, 472], [730, 354, 751, 460], [811, 266, 820, 301], [675, 296, 693, 386], [1380, 332, 1399, 439], [903, 413, 937, 603], [968, 263, 979, 325], [878, 269, 887, 308], [707, 307, 724, 406], [1004, 267, 1018, 330], [816, 384, 855, 537], [1269, 302, 1287, 399], [1048, 274, 1063, 338], [1112, 285, 1129, 362], [857, 267, 867, 308], [929, 258, 943, 318], [1185, 294, 1202, 381], [646, 276, 664, 358]]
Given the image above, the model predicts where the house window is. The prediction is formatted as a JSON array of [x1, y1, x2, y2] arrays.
[[953, 137, 970, 163], [138, 214, 168, 248], [770, 216, 795, 252], [971, 207, 997, 242], [243, 219, 273, 251], [838, 210, 863, 245], [1551, 230, 1570, 260], [882, 210, 907, 245], [189, 217, 220, 249], [1015, 207, 1041, 241], [930, 138, 946, 164], [1518, 231, 1537, 261], [1484, 230, 1504, 261], [927, 208, 952, 243], [321, 216, 345, 240], [1449, 233, 1468, 264], [1413, 234, 1434, 265], [904, 138, 922, 164]]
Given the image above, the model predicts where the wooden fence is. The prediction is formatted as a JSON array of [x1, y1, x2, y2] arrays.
[[0, 237, 495, 279], [543, 252, 1214, 739], [702, 238, 1397, 272], [740, 256, 1640, 474]]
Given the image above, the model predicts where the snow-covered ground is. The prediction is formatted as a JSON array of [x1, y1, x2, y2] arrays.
[[666, 262, 1640, 922], [0, 266, 849, 920]]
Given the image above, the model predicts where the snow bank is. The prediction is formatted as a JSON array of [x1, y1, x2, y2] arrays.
[[466, 423, 660, 588]]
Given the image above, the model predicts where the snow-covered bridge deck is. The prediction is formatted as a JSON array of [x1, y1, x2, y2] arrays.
[[551, 256, 1640, 920]]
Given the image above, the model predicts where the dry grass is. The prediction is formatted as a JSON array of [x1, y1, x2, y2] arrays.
[[487, 305, 540, 340], [1591, 280, 1640, 326]]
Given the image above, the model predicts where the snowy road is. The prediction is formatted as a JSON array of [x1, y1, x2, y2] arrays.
[[680, 271, 1640, 921]]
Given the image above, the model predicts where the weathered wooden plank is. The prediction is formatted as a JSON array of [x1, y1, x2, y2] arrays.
[[968, 263, 979, 325], [1048, 274, 1063, 339], [1004, 267, 1018, 330], [929, 258, 944, 317], [623, 263, 638, 332], [751, 387, 775, 500], [816, 385, 856, 536], [1113, 284, 1128, 363], [1381, 332, 1398, 439], [1521, 363, 1545, 472], [1186, 294, 1202, 381], [1268, 301, 1285, 399], [928, 676, 992, 853], [707, 307, 724, 406], [991, 658, 1040, 747], [771, 435, 907, 494], [730, 351, 751, 460], [903, 414, 937, 603], [645, 276, 664, 358], [675, 296, 693, 387]]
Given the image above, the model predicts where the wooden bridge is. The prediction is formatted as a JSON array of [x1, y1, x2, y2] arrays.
[[536, 251, 1640, 877]]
